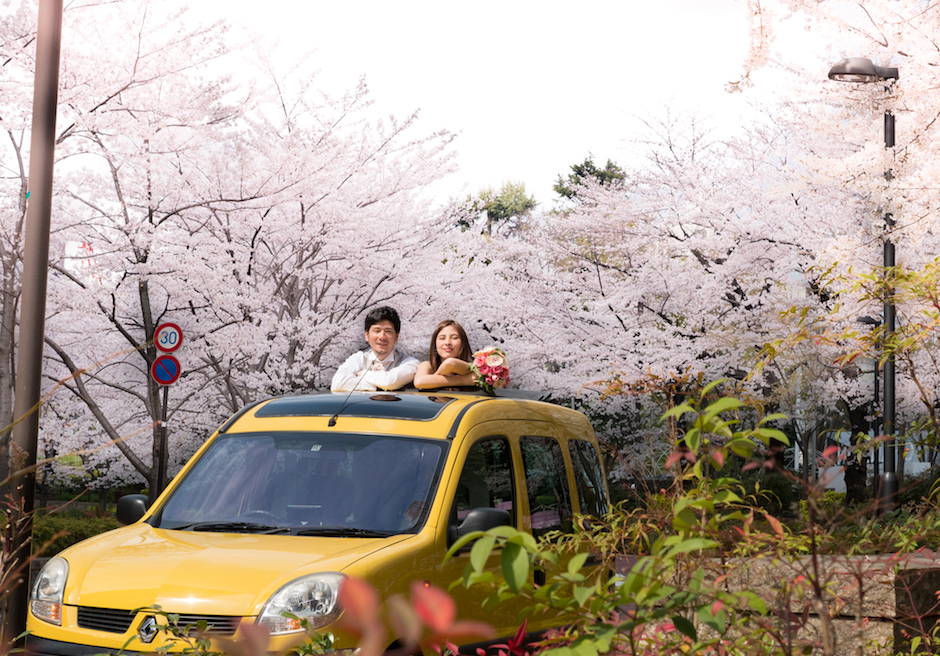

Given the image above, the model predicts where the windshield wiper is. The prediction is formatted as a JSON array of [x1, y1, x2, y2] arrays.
[[170, 521, 290, 534], [292, 526, 393, 538]]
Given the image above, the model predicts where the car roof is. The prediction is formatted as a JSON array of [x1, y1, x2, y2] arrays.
[[219, 389, 592, 440]]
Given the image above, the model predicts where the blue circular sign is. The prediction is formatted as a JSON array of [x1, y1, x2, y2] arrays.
[[151, 355, 181, 386]]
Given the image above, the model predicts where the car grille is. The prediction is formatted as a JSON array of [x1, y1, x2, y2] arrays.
[[76, 607, 241, 636], [170, 614, 241, 636], [77, 607, 134, 633]]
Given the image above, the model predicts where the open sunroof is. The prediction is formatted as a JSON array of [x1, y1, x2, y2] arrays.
[[254, 393, 457, 421]]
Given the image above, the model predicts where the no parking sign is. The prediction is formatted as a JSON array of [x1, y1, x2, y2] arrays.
[[151, 355, 181, 386]]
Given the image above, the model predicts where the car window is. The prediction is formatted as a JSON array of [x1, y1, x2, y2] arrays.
[[568, 439, 609, 517], [156, 432, 446, 534], [520, 436, 572, 537], [453, 437, 514, 525]]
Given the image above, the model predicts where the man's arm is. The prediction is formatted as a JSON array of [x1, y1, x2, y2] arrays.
[[365, 355, 419, 391], [331, 352, 378, 392]]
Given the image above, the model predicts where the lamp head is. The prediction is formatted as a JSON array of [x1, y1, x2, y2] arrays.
[[828, 57, 899, 82]]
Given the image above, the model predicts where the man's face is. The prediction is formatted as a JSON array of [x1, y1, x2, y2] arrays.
[[365, 319, 398, 359]]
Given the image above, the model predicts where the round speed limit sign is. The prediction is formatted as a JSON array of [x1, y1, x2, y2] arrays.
[[155, 322, 183, 353]]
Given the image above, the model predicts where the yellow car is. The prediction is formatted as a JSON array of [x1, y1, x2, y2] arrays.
[[27, 390, 609, 655]]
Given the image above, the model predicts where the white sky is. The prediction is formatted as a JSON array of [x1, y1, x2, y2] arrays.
[[194, 0, 755, 208]]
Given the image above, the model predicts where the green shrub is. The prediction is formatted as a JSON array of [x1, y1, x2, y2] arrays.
[[33, 513, 121, 556], [899, 466, 940, 509], [799, 490, 846, 523], [740, 469, 802, 517]]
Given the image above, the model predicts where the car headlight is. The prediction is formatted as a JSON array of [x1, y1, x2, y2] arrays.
[[31, 557, 68, 625], [257, 572, 346, 634]]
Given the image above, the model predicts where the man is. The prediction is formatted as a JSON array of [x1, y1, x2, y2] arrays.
[[330, 306, 419, 392]]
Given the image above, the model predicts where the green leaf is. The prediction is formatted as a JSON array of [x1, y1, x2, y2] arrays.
[[701, 378, 729, 397], [698, 605, 727, 633], [703, 396, 744, 421], [662, 403, 694, 422], [501, 542, 529, 593], [755, 427, 790, 445], [540, 649, 576, 656], [665, 538, 718, 557], [446, 531, 485, 557], [686, 429, 701, 453], [737, 591, 768, 615], [672, 615, 697, 641], [573, 585, 593, 607], [567, 552, 589, 574], [489, 525, 522, 540], [569, 635, 602, 656], [713, 490, 743, 504], [673, 507, 697, 531], [469, 534, 496, 572]]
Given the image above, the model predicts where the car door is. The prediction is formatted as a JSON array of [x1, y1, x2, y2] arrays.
[[434, 432, 526, 639]]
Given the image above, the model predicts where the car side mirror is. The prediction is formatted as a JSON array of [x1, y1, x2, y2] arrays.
[[448, 507, 512, 547], [116, 494, 150, 525]]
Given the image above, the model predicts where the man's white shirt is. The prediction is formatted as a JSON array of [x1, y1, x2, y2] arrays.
[[330, 348, 419, 392]]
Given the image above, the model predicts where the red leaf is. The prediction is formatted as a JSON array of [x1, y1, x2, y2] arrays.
[[712, 600, 724, 616], [508, 618, 527, 653], [411, 580, 456, 634], [741, 461, 760, 471], [339, 577, 380, 629], [386, 594, 422, 646], [764, 513, 785, 538], [665, 451, 683, 469], [711, 450, 725, 468]]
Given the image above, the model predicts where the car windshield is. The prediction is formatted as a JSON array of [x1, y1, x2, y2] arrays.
[[155, 432, 447, 535]]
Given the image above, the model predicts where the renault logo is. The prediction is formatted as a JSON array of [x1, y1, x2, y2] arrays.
[[138, 615, 159, 644]]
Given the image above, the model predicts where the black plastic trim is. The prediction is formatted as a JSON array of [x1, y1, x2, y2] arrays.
[[25, 635, 133, 656], [446, 399, 487, 439]]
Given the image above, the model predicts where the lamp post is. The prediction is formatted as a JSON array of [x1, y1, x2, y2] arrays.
[[829, 57, 899, 514], [857, 315, 881, 498]]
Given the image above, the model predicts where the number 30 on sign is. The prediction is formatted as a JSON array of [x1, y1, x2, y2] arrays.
[[155, 323, 183, 353]]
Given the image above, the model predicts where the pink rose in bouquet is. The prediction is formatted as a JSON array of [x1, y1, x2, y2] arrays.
[[470, 347, 509, 393]]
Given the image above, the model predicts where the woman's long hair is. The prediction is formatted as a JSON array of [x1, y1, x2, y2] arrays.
[[428, 320, 473, 370]]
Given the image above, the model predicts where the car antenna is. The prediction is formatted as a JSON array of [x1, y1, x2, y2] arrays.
[[329, 352, 377, 426]]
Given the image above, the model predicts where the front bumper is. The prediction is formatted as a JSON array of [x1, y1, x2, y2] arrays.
[[26, 635, 135, 656]]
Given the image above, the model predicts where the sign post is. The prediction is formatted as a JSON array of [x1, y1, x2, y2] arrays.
[[152, 324, 183, 494]]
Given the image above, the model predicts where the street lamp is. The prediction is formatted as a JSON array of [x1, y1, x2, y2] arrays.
[[829, 57, 899, 514], [857, 316, 881, 496]]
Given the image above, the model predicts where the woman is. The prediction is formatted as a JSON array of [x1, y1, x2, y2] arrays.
[[414, 320, 475, 389]]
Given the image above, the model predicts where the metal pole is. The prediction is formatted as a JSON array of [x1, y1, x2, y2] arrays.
[[4, 0, 64, 643], [873, 357, 880, 494], [879, 108, 899, 514], [157, 385, 168, 493]]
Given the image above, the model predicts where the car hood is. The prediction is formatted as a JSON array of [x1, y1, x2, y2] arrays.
[[59, 523, 410, 616]]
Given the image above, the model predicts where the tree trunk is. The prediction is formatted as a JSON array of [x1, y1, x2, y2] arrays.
[[0, 132, 28, 484]]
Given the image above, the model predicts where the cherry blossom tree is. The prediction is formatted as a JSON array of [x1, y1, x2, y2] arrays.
[[0, 1, 48, 480], [0, 0, 457, 496]]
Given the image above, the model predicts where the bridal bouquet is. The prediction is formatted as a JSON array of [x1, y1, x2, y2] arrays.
[[470, 347, 510, 393]]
